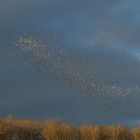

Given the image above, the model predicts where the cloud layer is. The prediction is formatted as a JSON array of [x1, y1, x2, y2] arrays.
[[1, 0, 140, 125]]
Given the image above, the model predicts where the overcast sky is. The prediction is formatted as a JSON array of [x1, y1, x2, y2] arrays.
[[0, 0, 140, 126]]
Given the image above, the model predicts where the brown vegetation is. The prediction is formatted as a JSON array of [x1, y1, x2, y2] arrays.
[[0, 116, 139, 140]]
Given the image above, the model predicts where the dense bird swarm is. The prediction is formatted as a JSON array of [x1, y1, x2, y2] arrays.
[[14, 34, 139, 106]]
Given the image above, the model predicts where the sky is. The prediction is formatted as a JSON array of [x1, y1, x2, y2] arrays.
[[0, 0, 140, 126]]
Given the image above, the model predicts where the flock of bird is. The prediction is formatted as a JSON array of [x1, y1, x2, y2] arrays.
[[14, 34, 139, 106]]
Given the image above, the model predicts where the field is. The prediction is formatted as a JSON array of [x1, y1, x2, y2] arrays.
[[0, 116, 139, 140]]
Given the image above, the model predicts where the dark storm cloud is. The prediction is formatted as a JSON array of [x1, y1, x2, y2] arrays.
[[87, 0, 140, 49]]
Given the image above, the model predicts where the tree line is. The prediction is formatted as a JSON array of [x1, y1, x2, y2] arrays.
[[0, 116, 139, 140]]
